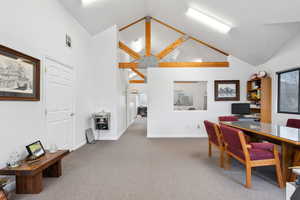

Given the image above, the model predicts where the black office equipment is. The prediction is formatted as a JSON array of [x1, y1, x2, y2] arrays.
[[231, 103, 250, 115]]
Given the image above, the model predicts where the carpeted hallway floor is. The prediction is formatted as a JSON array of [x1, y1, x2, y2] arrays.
[[13, 120, 284, 200]]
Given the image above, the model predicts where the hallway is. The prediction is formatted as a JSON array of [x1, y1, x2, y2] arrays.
[[14, 120, 284, 200]]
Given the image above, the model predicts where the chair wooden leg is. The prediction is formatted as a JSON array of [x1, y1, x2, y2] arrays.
[[274, 157, 284, 188], [225, 153, 231, 170], [220, 149, 224, 168], [245, 164, 252, 188], [208, 142, 212, 157]]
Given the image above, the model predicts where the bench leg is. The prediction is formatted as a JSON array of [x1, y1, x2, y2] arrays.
[[43, 160, 62, 177], [16, 172, 43, 194]]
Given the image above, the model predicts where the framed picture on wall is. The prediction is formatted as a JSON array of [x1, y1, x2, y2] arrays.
[[214, 80, 240, 101], [0, 44, 40, 101]]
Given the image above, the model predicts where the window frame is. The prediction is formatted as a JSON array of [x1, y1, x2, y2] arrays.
[[277, 68, 300, 114]]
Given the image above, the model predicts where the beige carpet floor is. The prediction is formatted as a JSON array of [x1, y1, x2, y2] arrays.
[[13, 120, 285, 200]]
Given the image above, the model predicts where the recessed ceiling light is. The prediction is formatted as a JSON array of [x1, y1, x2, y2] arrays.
[[81, 0, 99, 7], [186, 8, 232, 34]]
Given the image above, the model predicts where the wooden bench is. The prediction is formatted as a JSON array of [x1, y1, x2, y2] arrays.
[[0, 150, 69, 194]]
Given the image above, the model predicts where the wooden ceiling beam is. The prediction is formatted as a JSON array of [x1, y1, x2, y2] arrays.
[[189, 36, 229, 56], [119, 17, 146, 32], [151, 17, 229, 56], [156, 36, 189, 60], [159, 62, 229, 68], [119, 62, 138, 68], [152, 17, 185, 35], [130, 67, 145, 79], [145, 16, 152, 56], [119, 41, 141, 60], [129, 80, 145, 84]]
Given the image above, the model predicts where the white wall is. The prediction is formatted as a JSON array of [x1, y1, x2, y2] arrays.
[[0, 0, 94, 167], [91, 25, 128, 140], [260, 34, 300, 125], [147, 56, 255, 138]]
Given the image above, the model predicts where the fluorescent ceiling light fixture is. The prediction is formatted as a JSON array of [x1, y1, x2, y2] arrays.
[[81, 0, 99, 7], [186, 8, 232, 34]]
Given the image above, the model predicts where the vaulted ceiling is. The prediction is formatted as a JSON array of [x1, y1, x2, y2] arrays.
[[59, 0, 300, 66]]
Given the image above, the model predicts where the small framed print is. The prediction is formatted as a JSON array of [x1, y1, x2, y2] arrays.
[[26, 141, 46, 158], [0, 44, 40, 101], [215, 80, 240, 101]]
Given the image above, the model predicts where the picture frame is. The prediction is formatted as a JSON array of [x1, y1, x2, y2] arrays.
[[0, 44, 40, 101], [214, 80, 240, 101], [26, 141, 46, 158]]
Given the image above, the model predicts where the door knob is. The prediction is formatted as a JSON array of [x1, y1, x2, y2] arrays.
[[70, 113, 75, 117]]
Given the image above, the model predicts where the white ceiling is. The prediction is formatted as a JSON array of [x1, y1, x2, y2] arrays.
[[59, 0, 300, 65]]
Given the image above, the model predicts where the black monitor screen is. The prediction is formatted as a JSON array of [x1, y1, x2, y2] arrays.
[[231, 103, 250, 115]]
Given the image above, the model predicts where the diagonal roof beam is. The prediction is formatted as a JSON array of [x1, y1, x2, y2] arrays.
[[156, 35, 189, 60], [119, 41, 141, 60], [119, 17, 146, 32], [151, 17, 229, 56], [130, 67, 145, 79]]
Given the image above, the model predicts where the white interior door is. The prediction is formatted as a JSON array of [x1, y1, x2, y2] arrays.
[[45, 58, 75, 150]]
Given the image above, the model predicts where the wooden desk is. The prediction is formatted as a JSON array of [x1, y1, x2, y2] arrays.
[[221, 121, 300, 186], [0, 150, 69, 194]]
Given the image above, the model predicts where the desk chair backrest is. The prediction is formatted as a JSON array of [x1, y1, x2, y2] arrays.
[[219, 116, 239, 122], [287, 119, 300, 129], [204, 120, 221, 146]]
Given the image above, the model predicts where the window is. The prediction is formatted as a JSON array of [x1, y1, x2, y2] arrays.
[[173, 81, 207, 111], [278, 68, 300, 114]]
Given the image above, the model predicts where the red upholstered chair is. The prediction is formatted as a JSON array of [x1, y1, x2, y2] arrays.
[[220, 124, 283, 188], [204, 120, 224, 168], [287, 119, 300, 129], [218, 116, 239, 122]]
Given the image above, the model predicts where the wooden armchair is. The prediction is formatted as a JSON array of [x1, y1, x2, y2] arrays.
[[204, 120, 224, 168], [220, 124, 284, 188]]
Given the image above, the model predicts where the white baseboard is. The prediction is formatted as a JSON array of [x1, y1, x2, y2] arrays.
[[72, 140, 86, 151]]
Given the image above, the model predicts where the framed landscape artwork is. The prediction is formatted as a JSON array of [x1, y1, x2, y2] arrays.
[[214, 80, 240, 101], [0, 44, 40, 101]]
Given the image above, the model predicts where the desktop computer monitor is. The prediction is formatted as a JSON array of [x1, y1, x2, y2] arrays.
[[231, 103, 250, 115]]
